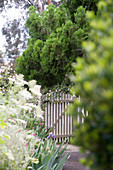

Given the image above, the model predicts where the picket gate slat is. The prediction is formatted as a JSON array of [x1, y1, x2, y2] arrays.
[[42, 91, 86, 142]]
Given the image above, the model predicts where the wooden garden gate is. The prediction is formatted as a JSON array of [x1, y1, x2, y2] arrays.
[[42, 91, 76, 142]]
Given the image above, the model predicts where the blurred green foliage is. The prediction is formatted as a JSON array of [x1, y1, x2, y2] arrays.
[[70, 0, 113, 169], [16, 4, 89, 89]]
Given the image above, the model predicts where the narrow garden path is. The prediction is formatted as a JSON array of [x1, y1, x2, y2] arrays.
[[57, 144, 88, 170]]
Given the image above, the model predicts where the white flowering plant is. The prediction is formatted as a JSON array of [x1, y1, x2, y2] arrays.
[[0, 63, 44, 169]]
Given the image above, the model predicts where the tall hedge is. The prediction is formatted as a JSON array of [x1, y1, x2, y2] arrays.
[[16, 4, 89, 89], [70, 0, 113, 169]]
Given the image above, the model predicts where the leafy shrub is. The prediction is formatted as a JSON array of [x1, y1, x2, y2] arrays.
[[16, 4, 89, 89], [70, 1, 113, 169]]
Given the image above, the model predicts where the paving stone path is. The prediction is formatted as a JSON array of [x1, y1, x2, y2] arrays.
[[57, 144, 88, 170], [63, 151, 88, 170]]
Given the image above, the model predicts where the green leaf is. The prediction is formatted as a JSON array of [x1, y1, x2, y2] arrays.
[[55, 153, 69, 170]]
